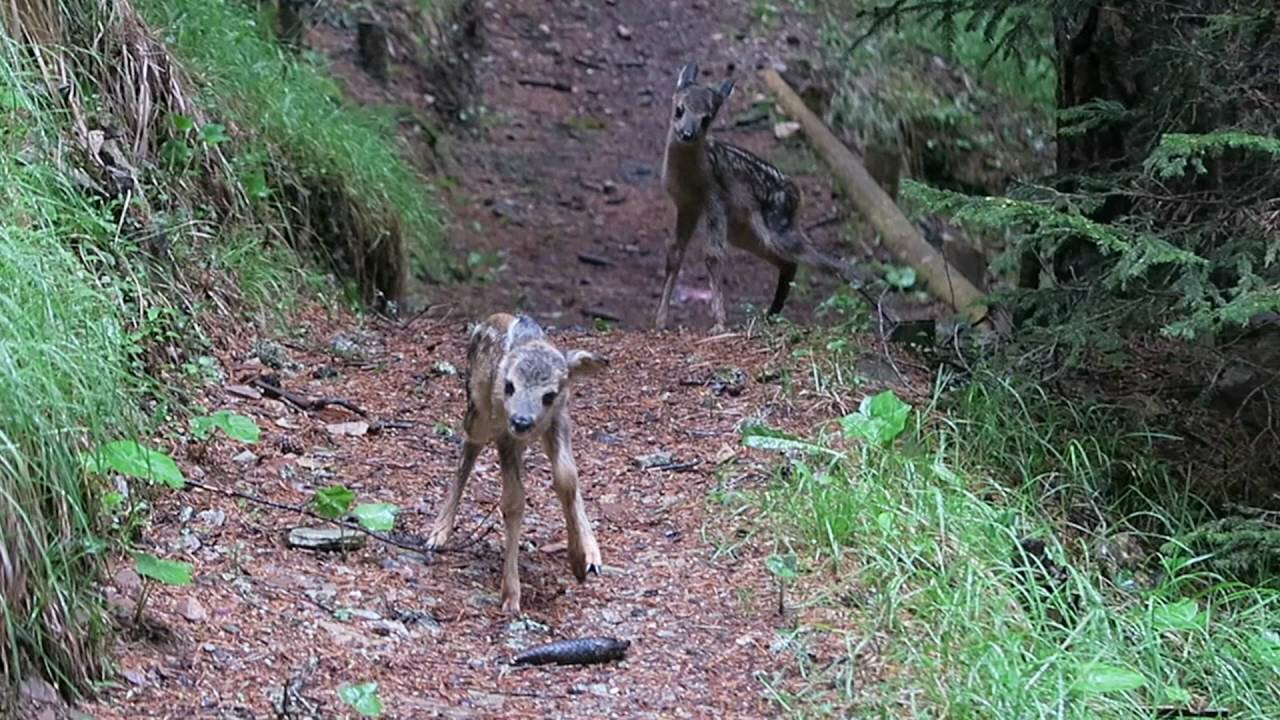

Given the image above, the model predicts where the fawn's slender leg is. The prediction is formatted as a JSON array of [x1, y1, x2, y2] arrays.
[[656, 204, 702, 329], [543, 416, 601, 581], [769, 260, 798, 315], [426, 439, 482, 548], [704, 202, 729, 331], [496, 438, 527, 614]]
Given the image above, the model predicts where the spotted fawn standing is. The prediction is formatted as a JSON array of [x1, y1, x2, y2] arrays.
[[657, 62, 865, 331]]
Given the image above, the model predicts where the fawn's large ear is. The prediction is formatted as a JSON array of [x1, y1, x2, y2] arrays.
[[717, 79, 736, 100], [506, 314, 544, 348], [565, 349, 608, 383], [676, 62, 698, 90]]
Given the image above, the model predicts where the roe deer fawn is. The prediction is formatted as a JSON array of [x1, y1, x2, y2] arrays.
[[657, 62, 868, 331], [427, 313, 608, 614]]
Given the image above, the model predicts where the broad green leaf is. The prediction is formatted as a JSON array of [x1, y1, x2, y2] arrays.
[[241, 167, 270, 200], [133, 552, 193, 586], [884, 265, 918, 289], [876, 511, 895, 534], [841, 390, 911, 447], [1251, 630, 1280, 668], [198, 123, 230, 144], [741, 424, 841, 457], [1159, 685, 1193, 705], [352, 503, 399, 532], [1072, 662, 1146, 694], [192, 410, 261, 444], [159, 139, 193, 169], [338, 682, 384, 717], [84, 440, 185, 489], [765, 553, 799, 580], [312, 485, 356, 519], [1151, 598, 1206, 632], [170, 114, 195, 132]]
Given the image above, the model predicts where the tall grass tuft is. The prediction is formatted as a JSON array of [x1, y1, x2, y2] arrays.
[[750, 371, 1280, 717], [0, 41, 143, 694], [133, 0, 448, 296]]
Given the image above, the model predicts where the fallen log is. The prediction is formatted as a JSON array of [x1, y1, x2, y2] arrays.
[[760, 68, 992, 327]]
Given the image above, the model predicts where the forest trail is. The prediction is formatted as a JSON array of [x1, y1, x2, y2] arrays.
[[78, 1, 911, 717]]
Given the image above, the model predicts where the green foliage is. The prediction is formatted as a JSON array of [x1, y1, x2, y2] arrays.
[[83, 440, 186, 489], [132, 553, 194, 586], [839, 390, 911, 446], [1163, 516, 1280, 587], [0, 39, 147, 690], [338, 681, 385, 717], [311, 485, 357, 520], [1144, 131, 1280, 179], [350, 503, 399, 532], [191, 410, 261, 444], [748, 371, 1280, 716], [310, 485, 400, 532], [134, 0, 448, 287]]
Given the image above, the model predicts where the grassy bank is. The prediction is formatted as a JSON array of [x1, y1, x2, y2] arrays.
[[1, 0, 451, 697], [0, 41, 145, 694], [732, 352, 1280, 717]]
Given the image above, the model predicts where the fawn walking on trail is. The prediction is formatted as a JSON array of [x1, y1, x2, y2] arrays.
[[426, 313, 608, 615], [657, 62, 869, 332]]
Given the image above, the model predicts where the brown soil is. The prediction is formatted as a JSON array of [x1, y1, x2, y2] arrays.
[[78, 309, 923, 719], [414, 0, 882, 330], [73, 2, 933, 718]]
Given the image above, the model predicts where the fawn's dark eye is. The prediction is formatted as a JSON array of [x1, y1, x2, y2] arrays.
[[674, 105, 685, 119], [700, 115, 711, 129], [542, 391, 558, 407], [504, 381, 515, 396]]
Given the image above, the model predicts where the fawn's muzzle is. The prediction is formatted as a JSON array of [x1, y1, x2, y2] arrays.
[[510, 415, 534, 433]]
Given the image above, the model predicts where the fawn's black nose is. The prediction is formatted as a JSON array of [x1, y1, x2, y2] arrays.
[[510, 415, 534, 433]]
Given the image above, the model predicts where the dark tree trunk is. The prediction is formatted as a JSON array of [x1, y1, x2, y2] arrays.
[[1021, 1, 1158, 290], [277, 0, 305, 49], [357, 22, 390, 84]]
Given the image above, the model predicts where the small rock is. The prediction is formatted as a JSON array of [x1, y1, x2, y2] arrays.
[[633, 451, 674, 469], [432, 361, 458, 377], [225, 384, 262, 400], [176, 597, 208, 623], [121, 668, 148, 686], [232, 449, 258, 465], [114, 567, 143, 595], [251, 340, 289, 369], [369, 619, 409, 637], [327, 333, 367, 361], [601, 179, 618, 195], [346, 608, 382, 621], [19, 676, 62, 706], [773, 121, 802, 140], [287, 526, 366, 552], [616, 24, 632, 40], [326, 421, 370, 437]]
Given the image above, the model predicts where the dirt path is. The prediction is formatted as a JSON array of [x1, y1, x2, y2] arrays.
[[80, 309, 884, 718], [73, 3, 900, 718], [426, 0, 863, 330]]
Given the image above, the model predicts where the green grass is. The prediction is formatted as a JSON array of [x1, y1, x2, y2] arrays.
[[135, 0, 448, 284], [0, 43, 144, 694], [739, 363, 1280, 717]]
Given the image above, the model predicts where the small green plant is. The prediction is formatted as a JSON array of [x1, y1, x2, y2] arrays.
[[190, 410, 261, 444], [131, 551, 194, 627], [310, 484, 400, 532], [338, 681, 384, 717], [840, 390, 911, 447]]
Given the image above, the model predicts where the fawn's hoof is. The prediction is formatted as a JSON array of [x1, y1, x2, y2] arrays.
[[587, 563, 602, 576]]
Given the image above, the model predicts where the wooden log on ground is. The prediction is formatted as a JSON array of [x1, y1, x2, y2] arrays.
[[357, 21, 389, 84], [761, 68, 992, 326]]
